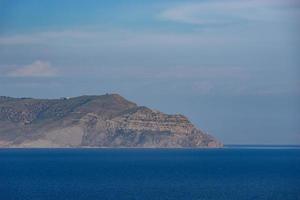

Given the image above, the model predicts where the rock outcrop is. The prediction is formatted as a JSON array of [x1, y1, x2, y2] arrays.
[[0, 94, 222, 148]]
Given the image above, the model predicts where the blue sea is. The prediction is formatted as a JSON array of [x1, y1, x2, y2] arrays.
[[0, 147, 300, 200]]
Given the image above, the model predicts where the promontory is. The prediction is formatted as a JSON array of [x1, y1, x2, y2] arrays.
[[0, 94, 222, 148]]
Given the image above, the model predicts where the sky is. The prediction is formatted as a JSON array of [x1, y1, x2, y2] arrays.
[[0, 0, 299, 144]]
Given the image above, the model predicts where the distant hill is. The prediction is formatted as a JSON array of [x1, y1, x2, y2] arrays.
[[0, 94, 222, 148]]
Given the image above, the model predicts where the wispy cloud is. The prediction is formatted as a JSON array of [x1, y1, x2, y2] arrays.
[[0, 29, 233, 47], [0, 30, 100, 45], [7, 60, 58, 77], [159, 0, 299, 25]]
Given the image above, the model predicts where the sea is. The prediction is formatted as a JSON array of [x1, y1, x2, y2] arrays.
[[0, 146, 299, 200]]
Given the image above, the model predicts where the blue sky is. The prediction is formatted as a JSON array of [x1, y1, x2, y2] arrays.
[[0, 0, 299, 144]]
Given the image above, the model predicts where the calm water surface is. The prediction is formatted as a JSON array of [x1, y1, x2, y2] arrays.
[[0, 148, 299, 200]]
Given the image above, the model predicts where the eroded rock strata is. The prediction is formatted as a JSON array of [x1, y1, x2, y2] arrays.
[[0, 94, 222, 148]]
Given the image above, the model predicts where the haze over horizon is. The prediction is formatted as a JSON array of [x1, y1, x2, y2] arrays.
[[0, 0, 299, 144]]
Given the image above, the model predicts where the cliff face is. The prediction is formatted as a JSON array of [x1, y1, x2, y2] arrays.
[[0, 94, 222, 148]]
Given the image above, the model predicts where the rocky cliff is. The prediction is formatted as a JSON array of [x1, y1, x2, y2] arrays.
[[0, 94, 222, 148]]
